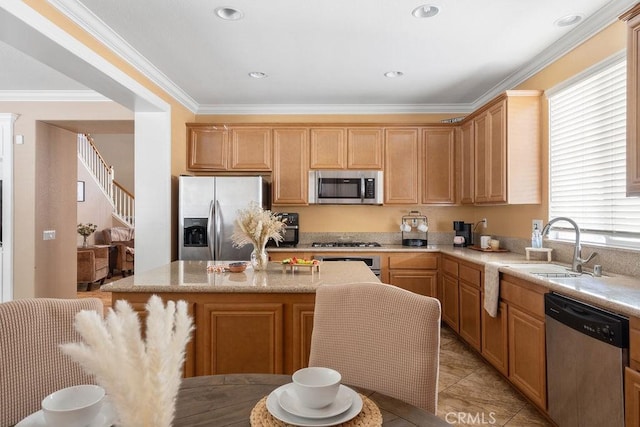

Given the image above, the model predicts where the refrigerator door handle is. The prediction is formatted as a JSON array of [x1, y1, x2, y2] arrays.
[[207, 200, 216, 259], [214, 200, 222, 259]]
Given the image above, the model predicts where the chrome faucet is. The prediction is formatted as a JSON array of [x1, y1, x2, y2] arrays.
[[541, 217, 597, 273]]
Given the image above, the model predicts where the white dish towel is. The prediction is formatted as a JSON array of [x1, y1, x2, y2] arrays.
[[483, 262, 503, 318]]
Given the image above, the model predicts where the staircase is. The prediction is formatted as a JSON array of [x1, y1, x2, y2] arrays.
[[77, 133, 135, 227]]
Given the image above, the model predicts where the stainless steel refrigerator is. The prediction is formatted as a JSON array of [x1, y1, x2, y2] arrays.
[[178, 175, 268, 261]]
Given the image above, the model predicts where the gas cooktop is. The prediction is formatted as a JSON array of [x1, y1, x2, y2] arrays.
[[311, 242, 382, 248]]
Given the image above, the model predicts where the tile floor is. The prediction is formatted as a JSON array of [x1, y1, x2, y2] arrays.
[[77, 286, 552, 426], [438, 325, 552, 426]]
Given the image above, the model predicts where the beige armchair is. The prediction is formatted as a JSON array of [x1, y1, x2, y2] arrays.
[[102, 227, 134, 277], [77, 246, 109, 286], [309, 282, 441, 414], [0, 298, 103, 427]]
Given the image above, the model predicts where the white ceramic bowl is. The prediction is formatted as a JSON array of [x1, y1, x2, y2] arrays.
[[292, 367, 341, 409], [42, 384, 105, 427]]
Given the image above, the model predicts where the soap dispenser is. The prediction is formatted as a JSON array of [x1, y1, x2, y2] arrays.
[[532, 223, 542, 248]]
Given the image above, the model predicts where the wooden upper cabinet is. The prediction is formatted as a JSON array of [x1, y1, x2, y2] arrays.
[[310, 127, 383, 169], [187, 125, 228, 170], [186, 124, 271, 171], [384, 128, 419, 204], [347, 128, 384, 169], [310, 128, 346, 169], [621, 5, 640, 196], [230, 127, 272, 171], [471, 91, 541, 205], [422, 127, 455, 204], [458, 120, 474, 204], [272, 128, 309, 206]]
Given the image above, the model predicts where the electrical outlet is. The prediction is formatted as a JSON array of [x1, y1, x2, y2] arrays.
[[482, 217, 487, 228], [43, 230, 56, 240], [532, 219, 543, 232]]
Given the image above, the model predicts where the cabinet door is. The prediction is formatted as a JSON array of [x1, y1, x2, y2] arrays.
[[486, 101, 507, 203], [310, 128, 346, 169], [441, 274, 459, 332], [459, 121, 474, 204], [292, 303, 315, 372], [482, 301, 508, 376], [459, 282, 481, 351], [197, 302, 284, 375], [473, 113, 489, 202], [187, 126, 228, 170], [625, 10, 640, 196], [626, 367, 640, 427], [347, 128, 383, 169], [508, 305, 546, 409], [422, 128, 455, 204], [384, 128, 419, 204], [230, 128, 272, 170], [273, 128, 309, 205], [389, 270, 438, 298]]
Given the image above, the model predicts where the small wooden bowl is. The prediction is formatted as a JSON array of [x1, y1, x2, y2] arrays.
[[228, 262, 247, 273]]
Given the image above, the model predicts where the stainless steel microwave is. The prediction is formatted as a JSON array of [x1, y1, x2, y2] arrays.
[[308, 170, 383, 205]]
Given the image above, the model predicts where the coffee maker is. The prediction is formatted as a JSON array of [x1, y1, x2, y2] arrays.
[[453, 221, 473, 247]]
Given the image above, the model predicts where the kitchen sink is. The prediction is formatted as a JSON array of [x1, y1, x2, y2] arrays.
[[503, 263, 582, 278]]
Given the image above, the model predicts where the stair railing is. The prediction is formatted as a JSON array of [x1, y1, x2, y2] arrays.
[[77, 133, 135, 228]]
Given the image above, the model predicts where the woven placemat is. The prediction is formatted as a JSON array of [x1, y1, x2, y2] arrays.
[[250, 393, 382, 426]]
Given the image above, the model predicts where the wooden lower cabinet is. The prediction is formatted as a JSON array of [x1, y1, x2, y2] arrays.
[[627, 367, 640, 427], [112, 292, 315, 377], [441, 274, 459, 332], [387, 253, 438, 297], [459, 282, 481, 350], [507, 305, 546, 409], [481, 301, 508, 376], [198, 302, 283, 375]]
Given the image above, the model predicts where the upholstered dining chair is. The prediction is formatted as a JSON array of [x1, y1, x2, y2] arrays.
[[309, 282, 441, 414], [0, 298, 103, 427]]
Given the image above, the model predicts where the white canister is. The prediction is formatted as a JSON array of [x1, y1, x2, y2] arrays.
[[480, 235, 491, 249]]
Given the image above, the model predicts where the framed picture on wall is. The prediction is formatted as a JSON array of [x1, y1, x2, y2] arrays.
[[77, 181, 85, 202]]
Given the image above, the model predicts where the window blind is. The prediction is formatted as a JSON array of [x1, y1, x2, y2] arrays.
[[548, 58, 640, 244]]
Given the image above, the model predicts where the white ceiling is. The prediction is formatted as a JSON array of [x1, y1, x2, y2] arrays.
[[0, 0, 637, 114]]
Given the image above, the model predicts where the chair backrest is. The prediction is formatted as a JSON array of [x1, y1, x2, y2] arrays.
[[0, 298, 103, 427], [309, 283, 441, 413]]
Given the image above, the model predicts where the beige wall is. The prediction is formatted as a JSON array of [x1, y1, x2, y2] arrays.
[[92, 133, 135, 195]]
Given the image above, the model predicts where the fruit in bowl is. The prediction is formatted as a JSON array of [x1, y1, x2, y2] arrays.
[[282, 257, 319, 265], [228, 262, 247, 273]]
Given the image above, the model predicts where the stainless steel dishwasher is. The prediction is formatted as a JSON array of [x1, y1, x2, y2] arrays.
[[545, 293, 628, 427]]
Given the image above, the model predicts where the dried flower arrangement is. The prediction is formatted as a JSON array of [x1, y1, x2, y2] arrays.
[[77, 223, 98, 237], [61, 295, 194, 427]]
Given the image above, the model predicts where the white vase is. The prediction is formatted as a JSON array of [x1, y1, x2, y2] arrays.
[[251, 247, 269, 271]]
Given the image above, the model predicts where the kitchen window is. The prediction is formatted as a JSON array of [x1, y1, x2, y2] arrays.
[[547, 52, 640, 250]]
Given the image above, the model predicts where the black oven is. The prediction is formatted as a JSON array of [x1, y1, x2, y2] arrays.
[[267, 212, 299, 247]]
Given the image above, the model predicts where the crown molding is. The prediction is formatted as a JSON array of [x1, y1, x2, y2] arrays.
[[47, 0, 199, 113], [472, 0, 637, 109], [196, 103, 475, 115], [0, 90, 110, 102]]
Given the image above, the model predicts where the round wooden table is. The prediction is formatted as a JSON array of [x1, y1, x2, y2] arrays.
[[174, 374, 449, 426]]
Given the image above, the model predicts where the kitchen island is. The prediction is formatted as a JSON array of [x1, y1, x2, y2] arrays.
[[102, 260, 379, 377]]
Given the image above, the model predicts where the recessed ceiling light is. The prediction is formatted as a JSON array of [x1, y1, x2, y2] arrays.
[[555, 14, 583, 27], [215, 7, 244, 21], [384, 71, 404, 78], [412, 5, 439, 18], [248, 72, 268, 79]]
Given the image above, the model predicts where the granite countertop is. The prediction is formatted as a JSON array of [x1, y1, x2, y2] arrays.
[[101, 260, 380, 293], [269, 244, 640, 318]]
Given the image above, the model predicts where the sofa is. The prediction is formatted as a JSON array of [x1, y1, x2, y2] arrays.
[[102, 227, 134, 277], [77, 246, 109, 286]]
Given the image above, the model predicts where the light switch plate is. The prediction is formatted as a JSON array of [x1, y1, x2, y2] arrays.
[[532, 219, 543, 232], [43, 230, 56, 240]]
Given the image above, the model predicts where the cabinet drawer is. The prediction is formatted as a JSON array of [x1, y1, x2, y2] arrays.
[[500, 276, 546, 317], [442, 257, 459, 277], [388, 253, 438, 270], [459, 264, 481, 287]]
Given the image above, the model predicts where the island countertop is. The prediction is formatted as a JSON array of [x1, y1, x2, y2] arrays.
[[101, 260, 380, 293]]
